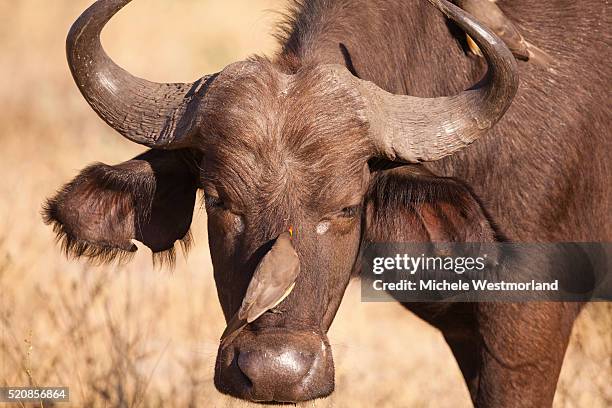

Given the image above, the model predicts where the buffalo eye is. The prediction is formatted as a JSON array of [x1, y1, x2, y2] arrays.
[[205, 194, 226, 210], [340, 204, 361, 218]]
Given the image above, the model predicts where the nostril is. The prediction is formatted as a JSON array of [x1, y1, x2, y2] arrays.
[[236, 352, 253, 387], [237, 349, 314, 386], [236, 350, 256, 383]]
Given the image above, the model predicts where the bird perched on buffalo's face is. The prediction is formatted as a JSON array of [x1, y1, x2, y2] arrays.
[[455, 0, 553, 66], [220, 228, 300, 345]]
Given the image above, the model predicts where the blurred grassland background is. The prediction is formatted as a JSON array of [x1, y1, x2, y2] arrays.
[[0, 0, 610, 407]]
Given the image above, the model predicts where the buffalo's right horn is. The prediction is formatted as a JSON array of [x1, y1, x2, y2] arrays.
[[356, 0, 519, 163], [66, 0, 213, 148]]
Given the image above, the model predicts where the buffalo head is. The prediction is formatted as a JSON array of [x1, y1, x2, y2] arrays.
[[44, 0, 517, 402]]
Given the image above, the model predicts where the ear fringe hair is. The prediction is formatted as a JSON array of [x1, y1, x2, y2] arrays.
[[44, 201, 193, 268], [42, 201, 137, 265], [151, 231, 193, 269]]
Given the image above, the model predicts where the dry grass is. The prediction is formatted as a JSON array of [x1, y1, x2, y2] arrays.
[[0, 1, 609, 407]]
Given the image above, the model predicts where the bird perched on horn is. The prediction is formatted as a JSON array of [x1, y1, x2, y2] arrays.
[[455, 0, 553, 66], [220, 228, 300, 345]]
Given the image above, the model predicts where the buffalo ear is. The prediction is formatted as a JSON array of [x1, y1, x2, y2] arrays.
[[43, 149, 199, 265], [365, 166, 501, 243]]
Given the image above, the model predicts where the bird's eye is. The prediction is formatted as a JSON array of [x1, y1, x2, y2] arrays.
[[340, 205, 361, 218]]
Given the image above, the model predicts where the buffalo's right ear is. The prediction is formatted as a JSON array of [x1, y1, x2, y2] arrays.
[[43, 149, 199, 265]]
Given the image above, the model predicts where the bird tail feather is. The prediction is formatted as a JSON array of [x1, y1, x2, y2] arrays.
[[220, 314, 247, 345]]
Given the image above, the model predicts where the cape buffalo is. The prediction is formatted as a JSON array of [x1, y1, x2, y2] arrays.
[[44, 0, 610, 405]]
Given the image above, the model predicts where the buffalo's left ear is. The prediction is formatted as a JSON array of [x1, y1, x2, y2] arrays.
[[43, 149, 199, 264], [365, 166, 502, 243]]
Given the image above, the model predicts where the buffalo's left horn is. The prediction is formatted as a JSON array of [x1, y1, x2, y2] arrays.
[[356, 0, 519, 163], [67, 0, 213, 148]]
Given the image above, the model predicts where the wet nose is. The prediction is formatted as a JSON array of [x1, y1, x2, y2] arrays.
[[214, 330, 334, 402], [237, 348, 313, 388]]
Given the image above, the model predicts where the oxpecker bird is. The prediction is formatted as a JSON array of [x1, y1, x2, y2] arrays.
[[456, 0, 553, 66], [220, 228, 300, 345]]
